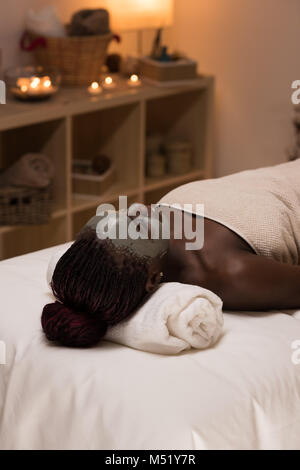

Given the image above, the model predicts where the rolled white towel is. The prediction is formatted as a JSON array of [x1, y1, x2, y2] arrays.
[[104, 282, 224, 355], [0, 153, 54, 189]]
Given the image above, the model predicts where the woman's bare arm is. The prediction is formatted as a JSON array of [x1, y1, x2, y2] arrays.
[[176, 248, 300, 311], [166, 212, 300, 311], [214, 251, 300, 311]]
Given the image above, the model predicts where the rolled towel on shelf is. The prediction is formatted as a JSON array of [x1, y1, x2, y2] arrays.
[[0, 153, 54, 188]]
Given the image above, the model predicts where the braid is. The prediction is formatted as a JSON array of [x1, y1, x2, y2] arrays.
[[42, 228, 150, 347]]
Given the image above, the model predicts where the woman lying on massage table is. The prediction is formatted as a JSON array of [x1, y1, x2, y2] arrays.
[[42, 159, 300, 347]]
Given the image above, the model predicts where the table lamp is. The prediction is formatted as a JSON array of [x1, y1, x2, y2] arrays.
[[107, 0, 174, 55]]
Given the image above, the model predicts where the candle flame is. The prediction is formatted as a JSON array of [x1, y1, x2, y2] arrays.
[[43, 79, 52, 88], [30, 77, 41, 89], [130, 74, 139, 82], [91, 81, 100, 89], [105, 76, 113, 85]]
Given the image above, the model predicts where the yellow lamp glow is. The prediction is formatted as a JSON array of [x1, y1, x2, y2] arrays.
[[107, 0, 174, 31]]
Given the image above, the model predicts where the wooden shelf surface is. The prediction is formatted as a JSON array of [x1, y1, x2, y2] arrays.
[[0, 76, 213, 131], [144, 169, 205, 192], [71, 185, 139, 213]]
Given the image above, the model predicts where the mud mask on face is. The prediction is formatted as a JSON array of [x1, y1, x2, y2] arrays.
[[84, 211, 169, 259]]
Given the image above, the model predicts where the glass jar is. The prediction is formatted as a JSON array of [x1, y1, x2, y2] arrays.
[[146, 153, 166, 178], [165, 141, 192, 175]]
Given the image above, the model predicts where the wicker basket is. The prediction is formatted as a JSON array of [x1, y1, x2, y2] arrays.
[[28, 31, 113, 85], [0, 185, 52, 225], [72, 159, 116, 196]]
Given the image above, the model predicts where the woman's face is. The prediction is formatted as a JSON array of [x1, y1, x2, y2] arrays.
[[85, 204, 169, 260], [83, 204, 169, 292]]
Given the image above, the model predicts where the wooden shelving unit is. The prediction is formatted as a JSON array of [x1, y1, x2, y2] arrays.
[[0, 75, 214, 260]]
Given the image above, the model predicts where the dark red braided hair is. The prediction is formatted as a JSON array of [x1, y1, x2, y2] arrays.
[[41, 228, 149, 347]]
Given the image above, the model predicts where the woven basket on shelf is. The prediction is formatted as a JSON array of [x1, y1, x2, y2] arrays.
[[0, 185, 52, 225], [28, 31, 113, 85]]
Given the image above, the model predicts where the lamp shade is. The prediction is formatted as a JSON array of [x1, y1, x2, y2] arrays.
[[107, 0, 174, 31]]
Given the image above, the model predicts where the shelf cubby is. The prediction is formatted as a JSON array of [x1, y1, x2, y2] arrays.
[[145, 88, 210, 176], [0, 119, 67, 215], [72, 102, 142, 198]]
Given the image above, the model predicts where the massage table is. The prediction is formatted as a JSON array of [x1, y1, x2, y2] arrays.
[[1, 243, 300, 450]]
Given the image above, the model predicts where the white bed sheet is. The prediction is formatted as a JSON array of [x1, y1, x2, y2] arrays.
[[1, 243, 300, 450]]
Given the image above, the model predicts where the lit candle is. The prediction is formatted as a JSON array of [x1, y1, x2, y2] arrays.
[[30, 77, 41, 89], [43, 77, 52, 89], [14, 76, 56, 98], [88, 81, 102, 96], [17, 78, 31, 91], [102, 75, 116, 90], [127, 74, 141, 87]]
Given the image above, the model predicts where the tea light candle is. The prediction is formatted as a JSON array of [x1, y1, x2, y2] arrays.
[[43, 78, 52, 89], [127, 74, 141, 87], [88, 81, 102, 96], [13, 76, 56, 99], [102, 75, 116, 90]]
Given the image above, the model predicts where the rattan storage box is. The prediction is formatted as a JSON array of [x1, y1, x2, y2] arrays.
[[139, 57, 197, 83], [72, 160, 116, 196], [0, 185, 52, 225]]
